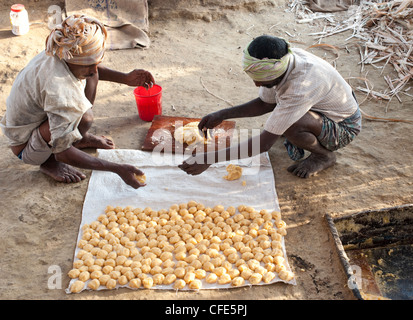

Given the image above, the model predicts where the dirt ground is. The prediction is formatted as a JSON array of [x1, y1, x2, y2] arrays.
[[0, 0, 412, 300]]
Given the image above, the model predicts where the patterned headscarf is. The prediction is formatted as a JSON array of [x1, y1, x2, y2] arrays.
[[242, 39, 292, 82], [45, 14, 107, 66]]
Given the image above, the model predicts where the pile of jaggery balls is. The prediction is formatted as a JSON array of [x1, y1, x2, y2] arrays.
[[68, 201, 294, 293]]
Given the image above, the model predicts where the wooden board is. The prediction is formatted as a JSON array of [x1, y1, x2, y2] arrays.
[[141, 115, 236, 154]]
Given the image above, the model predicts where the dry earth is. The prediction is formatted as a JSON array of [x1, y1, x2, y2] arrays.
[[0, 0, 412, 300]]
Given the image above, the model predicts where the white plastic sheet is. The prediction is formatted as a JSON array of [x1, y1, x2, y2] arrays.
[[66, 149, 296, 293]]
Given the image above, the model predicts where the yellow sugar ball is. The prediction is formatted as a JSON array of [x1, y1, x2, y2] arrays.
[[78, 271, 90, 282], [129, 278, 141, 289], [184, 272, 196, 284], [163, 274, 177, 285], [194, 269, 206, 279], [68, 269, 80, 279], [88, 279, 100, 290], [153, 273, 165, 285], [70, 280, 85, 293], [205, 273, 218, 284], [218, 274, 231, 284], [189, 279, 202, 290], [105, 278, 117, 289], [248, 273, 262, 284], [142, 277, 154, 289], [262, 271, 276, 283], [174, 267, 186, 278], [173, 279, 186, 289], [231, 276, 245, 287]]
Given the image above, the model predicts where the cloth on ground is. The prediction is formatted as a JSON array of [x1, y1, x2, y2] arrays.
[[81, 149, 280, 220], [65, 0, 150, 50], [66, 149, 296, 292]]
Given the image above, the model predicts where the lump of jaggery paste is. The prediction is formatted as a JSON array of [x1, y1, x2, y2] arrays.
[[134, 173, 146, 184], [223, 164, 242, 181], [174, 122, 211, 145]]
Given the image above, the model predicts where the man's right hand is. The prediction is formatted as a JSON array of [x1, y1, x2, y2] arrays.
[[198, 111, 225, 132], [55, 146, 147, 189], [116, 164, 146, 189]]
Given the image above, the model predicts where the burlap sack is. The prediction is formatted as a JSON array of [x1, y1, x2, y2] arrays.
[[65, 0, 150, 49]]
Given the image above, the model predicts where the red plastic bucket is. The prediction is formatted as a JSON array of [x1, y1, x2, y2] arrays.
[[133, 84, 162, 122]]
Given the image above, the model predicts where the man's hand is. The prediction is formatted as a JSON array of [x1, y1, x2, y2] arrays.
[[124, 69, 155, 88], [197, 98, 276, 132], [178, 155, 211, 176], [116, 164, 147, 189], [55, 146, 147, 189], [179, 161, 211, 176], [198, 111, 225, 132]]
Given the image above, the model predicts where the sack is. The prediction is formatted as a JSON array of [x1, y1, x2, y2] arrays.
[[65, 0, 150, 49]]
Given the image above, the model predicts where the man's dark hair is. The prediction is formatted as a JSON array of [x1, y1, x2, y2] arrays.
[[247, 35, 289, 59]]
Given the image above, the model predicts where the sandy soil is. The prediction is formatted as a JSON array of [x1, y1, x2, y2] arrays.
[[0, 0, 412, 300]]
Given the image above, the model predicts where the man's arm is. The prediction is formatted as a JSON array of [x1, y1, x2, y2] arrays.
[[221, 97, 276, 119], [97, 65, 155, 87], [54, 146, 145, 188], [179, 130, 280, 175], [198, 98, 276, 131]]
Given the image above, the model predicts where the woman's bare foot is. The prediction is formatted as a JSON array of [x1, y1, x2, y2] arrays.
[[40, 156, 87, 183], [287, 152, 336, 178], [74, 133, 115, 150]]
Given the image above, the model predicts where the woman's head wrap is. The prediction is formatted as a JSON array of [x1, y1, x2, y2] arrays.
[[242, 39, 292, 82], [45, 14, 107, 66]]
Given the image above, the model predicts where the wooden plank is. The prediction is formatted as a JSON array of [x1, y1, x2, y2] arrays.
[[141, 115, 236, 154]]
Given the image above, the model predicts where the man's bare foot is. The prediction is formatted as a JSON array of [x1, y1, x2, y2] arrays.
[[40, 156, 87, 183], [74, 133, 115, 150], [287, 152, 336, 178]]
